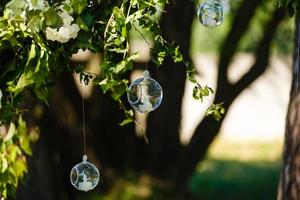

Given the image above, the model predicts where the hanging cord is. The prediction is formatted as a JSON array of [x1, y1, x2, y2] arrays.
[[145, 30, 149, 71], [81, 78, 87, 156]]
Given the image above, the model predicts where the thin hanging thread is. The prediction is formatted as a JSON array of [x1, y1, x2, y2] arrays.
[[81, 81, 87, 155], [145, 30, 149, 71], [143, 29, 150, 144]]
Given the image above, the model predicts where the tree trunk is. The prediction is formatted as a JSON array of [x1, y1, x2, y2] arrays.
[[277, 15, 300, 200], [16, 73, 83, 200], [89, 85, 137, 172], [146, 0, 194, 176]]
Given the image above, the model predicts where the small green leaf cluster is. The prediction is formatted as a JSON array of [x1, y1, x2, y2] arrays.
[[205, 103, 225, 121], [0, 117, 39, 199], [192, 84, 214, 102], [186, 62, 225, 120]]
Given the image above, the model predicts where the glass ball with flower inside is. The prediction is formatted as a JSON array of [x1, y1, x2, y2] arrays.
[[127, 70, 163, 113], [197, 0, 224, 28], [70, 155, 100, 192]]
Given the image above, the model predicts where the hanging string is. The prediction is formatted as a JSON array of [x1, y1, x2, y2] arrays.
[[81, 78, 87, 156], [145, 29, 149, 71]]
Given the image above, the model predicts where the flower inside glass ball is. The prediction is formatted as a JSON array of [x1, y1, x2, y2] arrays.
[[197, 0, 224, 28], [70, 155, 100, 192], [127, 70, 163, 113]]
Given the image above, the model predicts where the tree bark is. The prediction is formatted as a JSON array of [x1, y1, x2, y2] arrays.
[[16, 73, 83, 200], [146, 0, 194, 176], [278, 15, 300, 200]]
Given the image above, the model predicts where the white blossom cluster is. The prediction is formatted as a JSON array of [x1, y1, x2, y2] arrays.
[[24, 0, 80, 43], [45, 12, 80, 43]]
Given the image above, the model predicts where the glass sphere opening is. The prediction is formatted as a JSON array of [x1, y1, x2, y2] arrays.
[[128, 83, 142, 105], [127, 71, 163, 113]]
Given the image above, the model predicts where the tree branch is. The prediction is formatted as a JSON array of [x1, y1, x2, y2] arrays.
[[217, 0, 261, 87], [232, 8, 286, 97]]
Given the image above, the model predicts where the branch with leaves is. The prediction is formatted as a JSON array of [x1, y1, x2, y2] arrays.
[[0, 0, 224, 198]]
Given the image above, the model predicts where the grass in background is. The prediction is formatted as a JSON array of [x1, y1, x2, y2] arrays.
[[82, 139, 283, 200], [188, 139, 283, 200]]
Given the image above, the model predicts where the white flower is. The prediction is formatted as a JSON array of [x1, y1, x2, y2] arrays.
[[46, 27, 62, 41], [58, 27, 71, 41], [45, 11, 80, 43], [68, 24, 80, 38], [27, 0, 47, 11], [59, 12, 74, 26]]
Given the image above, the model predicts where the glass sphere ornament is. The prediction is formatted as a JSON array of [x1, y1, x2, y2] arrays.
[[70, 155, 100, 192], [197, 0, 224, 28], [127, 70, 163, 113]]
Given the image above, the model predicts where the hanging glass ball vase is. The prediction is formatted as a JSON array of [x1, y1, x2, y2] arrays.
[[127, 70, 163, 113], [197, 0, 224, 28], [70, 155, 100, 192]]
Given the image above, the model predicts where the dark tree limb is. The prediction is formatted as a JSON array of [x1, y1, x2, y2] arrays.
[[232, 8, 286, 97], [218, 0, 262, 87]]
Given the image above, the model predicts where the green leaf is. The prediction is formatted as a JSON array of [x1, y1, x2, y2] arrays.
[[119, 109, 134, 126], [12, 44, 37, 94], [7, 145, 20, 162], [5, 0, 28, 17], [172, 46, 183, 62], [206, 103, 225, 121], [1, 156, 8, 173], [71, 0, 88, 14], [18, 131, 32, 155], [27, 10, 43, 32], [99, 77, 128, 100], [43, 8, 63, 28], [115, 52, 139, 73], [3, 122, 15, 142], [119, 118, 134, 126], [34, 86, 48, 101], [76, 11, 94, 31], [11, 157, 27, 178], [192, 85, 214, 102], [111, 79, 128, 100], [186, 67, 198, 84]]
